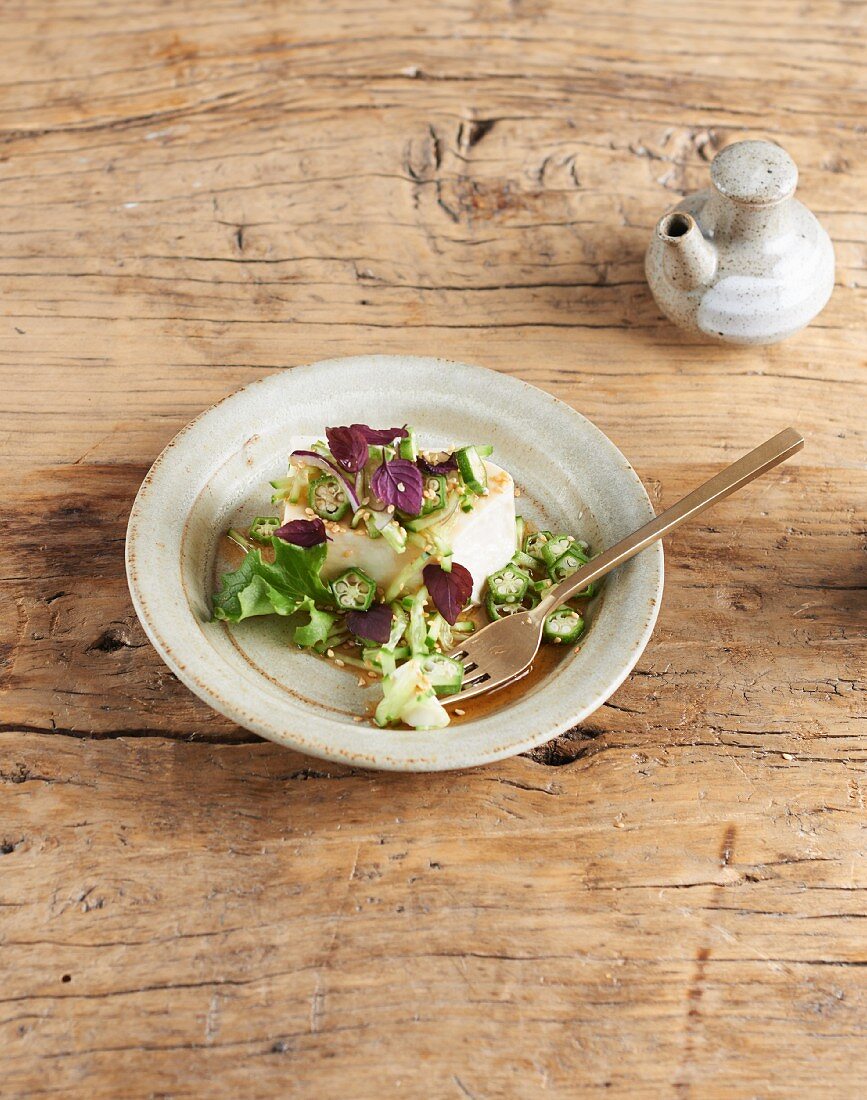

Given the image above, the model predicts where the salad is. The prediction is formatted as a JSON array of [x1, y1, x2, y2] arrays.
[[211, 424, 594, 729]]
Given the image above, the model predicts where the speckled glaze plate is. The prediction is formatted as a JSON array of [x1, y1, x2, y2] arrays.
[[126, 356, 663, 771]]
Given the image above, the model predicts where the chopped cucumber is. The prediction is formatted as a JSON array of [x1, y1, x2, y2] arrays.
[[384, 606, 408, 651], [419, 653, 464, 696], [408, 588, 429, 656], [515, 515, 525, 553], [374, 658, 449, 729], [309, 475, 349, 521], [270, 465, 310, 505], [363, 644, 410, 672], [456, 445, 488, 496], [363, 513, 383, 539], [398, 428, 418, 462], [475, 444, 494, 457], [384, 550, 431, 603], [331, 568, 376, 612], [486, 563, 530, 604], [226, 528, 252, 553], [269, 476, 293, 503], [249, 516, 280, 543], [542, 607, 585, 645], [380, 519, 408, 554]]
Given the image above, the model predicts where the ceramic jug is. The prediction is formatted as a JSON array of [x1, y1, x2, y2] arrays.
[[645, 140, 835, 345]]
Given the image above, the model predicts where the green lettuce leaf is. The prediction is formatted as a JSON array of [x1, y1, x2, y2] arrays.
[[270, 537, 333, 605], [212, 537, 334, 624], [293, 598, 337, 647], [212, 553, 298, 621]]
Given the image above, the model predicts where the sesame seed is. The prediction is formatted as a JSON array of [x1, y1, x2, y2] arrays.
[[335, 658, 345, 668], [387, 504, 395, 514], [367, 671, 377, 679], [454, 708, 465, 716], [573, 646, 582, 654], [305, 507, 314, 516], [397, 482, 406, 492], [357, 677, 366, 687], [514, 487, 522, 497], [326, 648, 335, 658], [353, 715, 364, 723]]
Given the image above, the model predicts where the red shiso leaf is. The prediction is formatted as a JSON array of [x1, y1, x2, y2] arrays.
[[273, 518, 330, 546], [346, 604, 393, 644], [350, 424, 407, 446], [370, 458, 424, 516], [418, 453, 458, 475], [326, 425, 369, 473], [423, 561, 473, 625]]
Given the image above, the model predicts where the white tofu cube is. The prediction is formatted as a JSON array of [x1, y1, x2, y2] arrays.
[[282, 449, 515, 604]]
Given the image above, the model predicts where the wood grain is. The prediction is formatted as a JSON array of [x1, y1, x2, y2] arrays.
[[1, 0, 864, 1095]]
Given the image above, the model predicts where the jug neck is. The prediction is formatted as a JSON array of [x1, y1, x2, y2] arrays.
[[706, 190, 793, 241], [705, 139, 798, 243]]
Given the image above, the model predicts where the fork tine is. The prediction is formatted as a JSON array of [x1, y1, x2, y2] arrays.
[[446, 664, 533, 705]]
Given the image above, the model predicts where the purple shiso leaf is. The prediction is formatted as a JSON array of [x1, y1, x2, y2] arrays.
[[350, 424, 407, 446], [346, 604, 393, 644], [418, 453, 458, 476], [370, 458, 424, 516], [423, 562, 473, 625], [274, 518, 330, 546], [290, 450, 360, 510], [326, 425, 369, 474]]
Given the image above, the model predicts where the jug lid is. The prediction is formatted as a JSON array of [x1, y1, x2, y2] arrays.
[[711, 140, 798, 207]]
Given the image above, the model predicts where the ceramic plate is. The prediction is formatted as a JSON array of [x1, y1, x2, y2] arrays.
[[126, 356, 663, 771]]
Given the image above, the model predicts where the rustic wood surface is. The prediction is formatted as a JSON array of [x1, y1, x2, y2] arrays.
[[1, 1, 865, 1096]]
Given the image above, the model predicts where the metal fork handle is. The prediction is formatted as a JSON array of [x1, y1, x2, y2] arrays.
[[534, 427, 804, 619]]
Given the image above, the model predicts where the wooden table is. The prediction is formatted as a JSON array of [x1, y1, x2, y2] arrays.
[[2, 2, 865, 1095]]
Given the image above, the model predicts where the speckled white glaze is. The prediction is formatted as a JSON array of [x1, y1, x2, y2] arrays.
[[646, 140, 835, 345], [125, 356, 663, 772]]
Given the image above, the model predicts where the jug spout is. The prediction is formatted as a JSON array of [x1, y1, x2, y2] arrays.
[[656, 211, 717, 291]]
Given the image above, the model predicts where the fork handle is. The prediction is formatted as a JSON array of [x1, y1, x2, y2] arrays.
[[535, 427, 804, 617]]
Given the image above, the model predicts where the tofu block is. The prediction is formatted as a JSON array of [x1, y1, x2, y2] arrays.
[[283, 453, 515, 604]]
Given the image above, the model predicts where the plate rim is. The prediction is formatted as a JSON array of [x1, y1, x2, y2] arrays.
[[126, 355, 663, 771]]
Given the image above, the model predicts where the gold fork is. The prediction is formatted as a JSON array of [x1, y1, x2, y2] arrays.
[[446, 428, 804, 705]]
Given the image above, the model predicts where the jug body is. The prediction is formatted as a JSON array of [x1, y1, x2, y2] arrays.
[[645, 141, 835, 346]]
